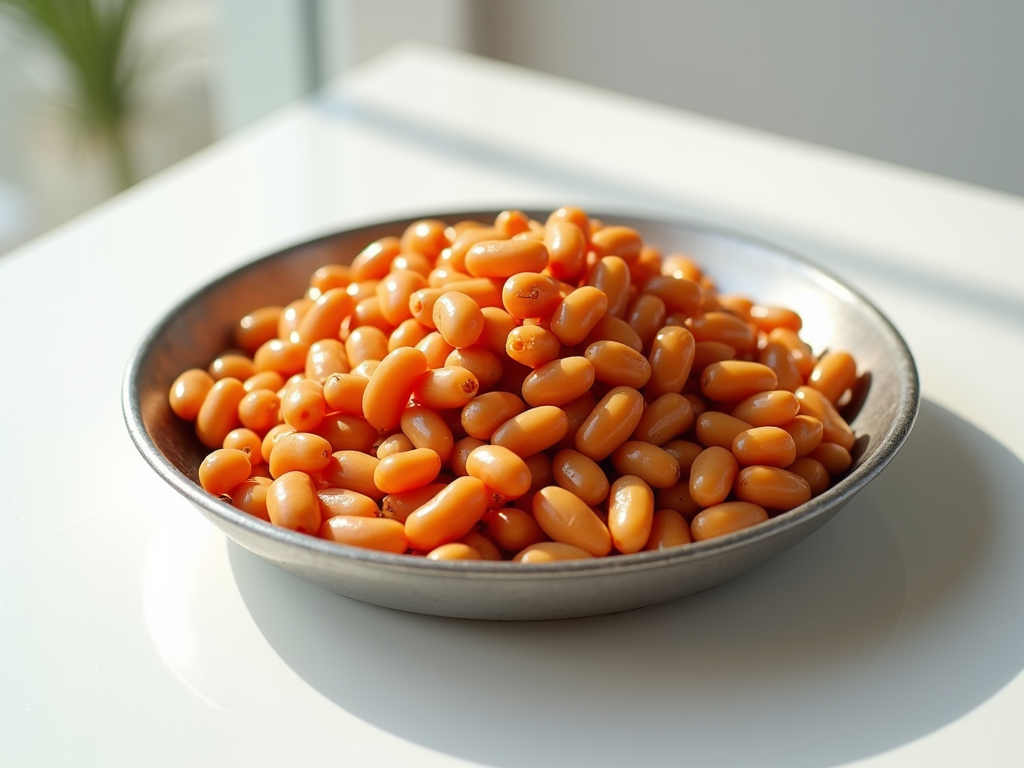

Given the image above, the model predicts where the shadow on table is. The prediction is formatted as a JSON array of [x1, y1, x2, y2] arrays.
[[229, 399, 1024, 768]]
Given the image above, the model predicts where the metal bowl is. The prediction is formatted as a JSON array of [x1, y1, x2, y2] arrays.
[[122, 211, 919, 620]]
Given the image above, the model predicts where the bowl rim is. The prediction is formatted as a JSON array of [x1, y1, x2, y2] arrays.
[[122, 208, 920, 578]]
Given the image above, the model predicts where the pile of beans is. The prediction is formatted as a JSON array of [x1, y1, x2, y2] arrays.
[[168, 207, 860, 563]]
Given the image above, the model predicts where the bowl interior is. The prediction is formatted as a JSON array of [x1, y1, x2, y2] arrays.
[[124, 211, 919, 620]]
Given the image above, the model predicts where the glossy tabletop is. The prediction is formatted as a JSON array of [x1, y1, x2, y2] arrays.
[[2, 44, 1023, 767]]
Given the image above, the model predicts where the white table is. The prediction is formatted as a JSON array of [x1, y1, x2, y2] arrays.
[[3, 44, 1023, 767]]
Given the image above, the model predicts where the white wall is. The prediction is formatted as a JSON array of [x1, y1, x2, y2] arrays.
[[472, 0, 1024, 198]]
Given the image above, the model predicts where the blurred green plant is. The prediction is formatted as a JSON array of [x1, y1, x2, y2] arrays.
[[0, 0, 148, 191]]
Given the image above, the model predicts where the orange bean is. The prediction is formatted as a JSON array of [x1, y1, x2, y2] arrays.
[[465, 239, 549, 278], [198, 448, 252, 495], [611, 441, 681, 489], [277, 298, 313, 342], [209, 353, 255, 382], [319, 515, 408, 554], [448, 227, 504, 272], [782, 415, 824, 457], [654, 480, 701, 519], [373, 447, 442, 493], [426, 542, 483, 561], [350, 236, 401, 281], [450, 435, 486, 476], [691, 501, 768, 541], [808, 442, 853, 476], [551, 448, 610, 506], [758, 340, 804, 392], [281, 378, 326, 431], [400, 405, 454, 463], [513, 542, 593, 563], [645, 325, 696, 399], [412, 365, 479, 409], [644, 508, 693, 550], [405, 475, 492, 551], [661, 253, 702, 282], [322, 373, 368, 415], [662, 439, 704, 475], [549, 285, 608, 345], [295, 288, 354, 344], [458, 530, 503, 561], [506, 324, 562, 368], [318, 450, 383, 500], [388, 317, 430, 351], [309, 264, 351, 296], [345, 325, 390, 366], [808, 351, 857, 404], [592, 225, 642, 262], [532, 485, 611, 556], [543, 220, 587, 282], [268, 431, 333, 477], [521, 356, 595, 407], [169, 368, 215, 421], [608, 474, 655, 554], [689, 446, 739, 507], [260, 423, 294, 463], [243, 370, 285, 393], [689, 311, 758, 353], [555, 392, 598, 450], [476, 306, 518, 355], [313, 414, 378, 453], [692, 340, 736, 372], [491, 405, 569, 458], [461, 391, 526, 440], [235, 306, 283, 355], [482, 507, 547, 552], [305, 339, 349, 383], [585, 340, 651, 388], [229, 477, 272, 521], [731, 426, 797, 468], [380, 482, 447, 523], [501, 272, 562, 320], [237, 388, 281, 433], [433, 291, 485, 348], [465, 444, 532, 500], [701, 361, 779, 402], [546, 205, 591, 236], [445, 346, 504, 390], [733, 465, 812, 510], [586, 256, 631, 317], [626, 294, 667, 352], [223, 427, 263, 461], [730, 389, 800, 426], [795, 386, 856, 450], [196, 377, 246, 449], [641, 275, 703, 317], [401, 219, 452, 260], [415, 331, 456, 369], [317, 488, 379, 519], [631, 393, 694, 446], [749, 305, 802, 333], [695, 410, 754, 449], [582, 314, 643, 352], [767, 327, 815, 377], [575, 386, 645, 461], [254, 338, 309, 377], [361, 347, 428, 431], [375, 432, 415, 460], [788, 457, 831, 496], [266, 471, 321, 534]]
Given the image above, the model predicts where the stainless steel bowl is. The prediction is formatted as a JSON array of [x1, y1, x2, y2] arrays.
[[122, 211, 919, 620]]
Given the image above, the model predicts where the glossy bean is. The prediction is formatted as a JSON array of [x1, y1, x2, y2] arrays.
[[491, 405, 569, 457], [426, 542, 483, 561], [808, 351, 857, 404], [521, 356, 595, 407], [317, 488, 379, 519], [313, 414, 378, 453], [377, 269, 427, 326], [575, 386, 645, 460], [692, 340, 736, 372], [295, 288, 354, 344], [375, 432, 415, 460], [645, 326, 696, 399], [644, 508, 693, 550], [758, 340, 804, 392], [380, 482, 447, 523], [322, 372, 368, 415], [501, 272, 562, 320], [319, 515, 408, 554], [700, 360, 779, 402], [229, 477, 272, 521], [695, 410, 754, 449], [281, 378, 326, 431], [731, 426, 797, 467], [345, 325, 390, 366], [198, 448, 252, 495], [688, 311, 758, 353], [607, 474, 655, 554], [585, 340, 651, 388], [405, 476, 492, 551], [808, 442, 853, 476], [654, 480, 701, 519], [626, 294, 666, 352], [243, 370, 285, 393], [532, 485, 612, 556], [362, 347, 429, 431], [767, 327, 815, 377], [505, 324, 562, 368], [450, 436, 486, 476], [690, 501, 769, 542], [591, 225, 642, 262], [689, 446, 739, 507], [464, 239, 549, 278], [253, 338, 309, 377], [465, 444, 532, 500], [445, 346, 504, 390], [513, 541, 593, 563], [169, 368, 215, 421], [482, 507, 548, 553], [788, 457, 831, 496], [432, 291, 485, 348], [782, 414, 824, 457], [641, 275, 703, 317], [733, 465, 812, 510], [551, 448, 610, 506], [461, 391, 526, 440], [632, 393, 694, 446], [400, 406, 454, 463], [730, 389, 800, 426], [795, 386, 856, 450], [415, 331, 456, 369], [350, 237, 401, 281], [413, 365, 480, 409], [196, 377, 246, 449], [373, 447, 442, 494], [266, 471, 322, 534], [305, 339, 349, 383], [319, 450, 383, 500], [223, 428, 263, 462], [268, 431, 333, 477], [586, 256, 631, 317], [235, 306, 283, 354], [458, 530, 503, 561], [543, 220, 587, 281], [581, 314, 643, 352], [611, 441, 681, 489], [388, 317, 431, 351]]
